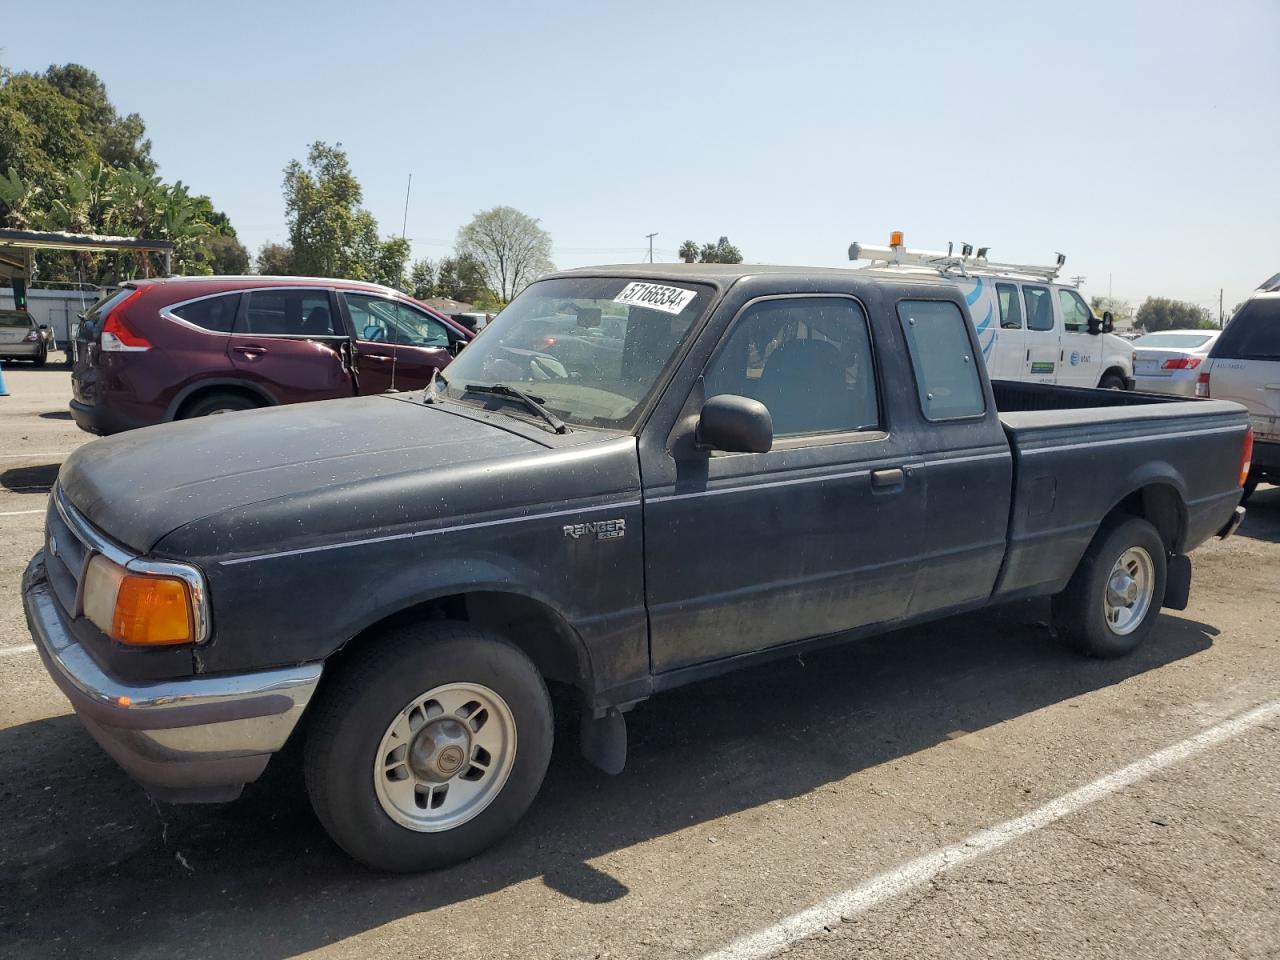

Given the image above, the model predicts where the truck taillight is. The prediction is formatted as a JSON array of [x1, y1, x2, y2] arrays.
[[99, 289, 151, 352], [1195, 372, 1211, 398], [1241, 427, 1253, 487], [1161, 357, 1202, 370]]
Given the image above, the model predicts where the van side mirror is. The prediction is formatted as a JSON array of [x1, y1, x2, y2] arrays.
[[697, 395, 773, 453], [1087, 315, 1102, 335], [1102, 310, 1115, 333]]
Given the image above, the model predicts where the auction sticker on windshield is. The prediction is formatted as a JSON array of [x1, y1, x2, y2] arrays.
[[614, 282, 696, 315]]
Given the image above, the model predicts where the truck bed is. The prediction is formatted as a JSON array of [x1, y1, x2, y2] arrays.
[[989, 380, 1248, 602]]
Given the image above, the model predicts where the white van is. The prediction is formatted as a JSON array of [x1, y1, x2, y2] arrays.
[[850, 237, 1135, 389], [1198, 274, 1280, 497]]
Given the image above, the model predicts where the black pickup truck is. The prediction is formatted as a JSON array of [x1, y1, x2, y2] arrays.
[[23, 264, 1250, 871]]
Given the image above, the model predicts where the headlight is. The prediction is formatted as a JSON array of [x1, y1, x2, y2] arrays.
[[83, 554, 196, 646]]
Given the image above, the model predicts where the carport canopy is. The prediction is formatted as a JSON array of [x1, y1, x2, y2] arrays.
[[0, 228, 176, 284]]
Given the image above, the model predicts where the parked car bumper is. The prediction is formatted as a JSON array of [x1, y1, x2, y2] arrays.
[[68, 398, 148, 435], [0, 340, 43, 359], [1132, 372, 1198, 396], [22, 553, 322, 803]]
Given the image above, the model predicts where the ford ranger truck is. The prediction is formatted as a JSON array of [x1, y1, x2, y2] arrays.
[[24, 264, 1250, 872]]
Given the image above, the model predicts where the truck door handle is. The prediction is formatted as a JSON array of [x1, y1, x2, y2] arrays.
[[871, 468, 905, 489]]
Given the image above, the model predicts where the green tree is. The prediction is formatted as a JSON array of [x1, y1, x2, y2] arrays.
[[1134, 297, 1212, 333], [0, 73, 96, 194], [204, 232, 250, 274], [283, 141, 396, 280], [0, 166, 44, 229], [679, 236, 744, 264], [456, 205, 554, 302], [255, 241, 295, 275], [373, 236, 411, 289], [409, 258, 435, 299], [434, 253, 490, 302], [41, 63, 154, 172]]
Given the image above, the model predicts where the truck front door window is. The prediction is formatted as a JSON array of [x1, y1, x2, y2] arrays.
[[703, 297, 879, 438]]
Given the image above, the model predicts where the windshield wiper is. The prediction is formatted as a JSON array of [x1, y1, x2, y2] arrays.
[[464, 383, 569, 434]]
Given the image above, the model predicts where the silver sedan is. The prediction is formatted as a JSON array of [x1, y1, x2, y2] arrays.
[[1131, 329, 1220, 396]]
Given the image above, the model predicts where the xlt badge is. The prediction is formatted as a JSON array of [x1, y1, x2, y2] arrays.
[[563, 519, 626, 542]]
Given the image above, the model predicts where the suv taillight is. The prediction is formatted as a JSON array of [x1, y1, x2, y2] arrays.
[[1195, 371, 1210, 398], [99, 289, 151, 352], [1241, 427, 1253, 487]]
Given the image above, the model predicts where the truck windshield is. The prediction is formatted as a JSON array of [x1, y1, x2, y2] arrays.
[[438, 277, 712, 430]]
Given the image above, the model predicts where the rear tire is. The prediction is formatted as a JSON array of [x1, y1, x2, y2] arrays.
[[180, 392, 260, 418], [32, 347, 47, 367], [1098, 372, 1126, 390], [1053, 516, 1167, 658], [304, 622, 553, 872]]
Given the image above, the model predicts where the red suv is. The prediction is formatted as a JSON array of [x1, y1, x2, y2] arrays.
[[70, 276, 473, 434]]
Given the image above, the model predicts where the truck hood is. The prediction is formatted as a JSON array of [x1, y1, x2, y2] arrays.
[[59, 396, 548, 553]]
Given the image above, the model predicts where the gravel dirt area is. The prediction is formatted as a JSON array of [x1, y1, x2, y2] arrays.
[[1, 361, 1277, 959]]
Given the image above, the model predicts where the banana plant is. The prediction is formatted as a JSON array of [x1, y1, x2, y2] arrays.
[[0, 167, 44, 230]]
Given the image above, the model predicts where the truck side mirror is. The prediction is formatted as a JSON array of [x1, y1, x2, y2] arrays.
[[1102, 310, 1115, 333], [697, 395, 773, 453]]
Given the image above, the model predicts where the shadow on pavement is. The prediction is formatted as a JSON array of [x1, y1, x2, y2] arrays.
[[0, 463, 60, 494], [0, 602, 1219, 957], [1237, 485, 1279, 543]]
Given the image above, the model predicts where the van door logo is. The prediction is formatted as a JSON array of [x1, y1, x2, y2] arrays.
[[563, 519, 626, 542]]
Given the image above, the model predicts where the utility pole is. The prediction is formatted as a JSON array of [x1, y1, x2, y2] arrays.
[[1070, 274, 1086, 289], [646, 232, 658, 263], [1219, 288, 1224, 328]]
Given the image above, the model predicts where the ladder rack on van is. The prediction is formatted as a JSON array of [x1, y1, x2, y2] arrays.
[[848, 233, 1067, 284]]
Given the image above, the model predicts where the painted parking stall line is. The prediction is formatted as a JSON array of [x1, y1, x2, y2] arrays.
[[0, 509, 45, 516], [701, 698, 1280, 960], [0, 644, 37, 658]]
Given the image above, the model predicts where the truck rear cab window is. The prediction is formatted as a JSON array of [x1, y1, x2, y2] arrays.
[[1023, 285, 1055, 332], [897, 299, 986, 421], [1215, 298, 1280, 359], [170, 294, 241, 333], [703, 296, 879, 438], [997, 282, 1023, 329]]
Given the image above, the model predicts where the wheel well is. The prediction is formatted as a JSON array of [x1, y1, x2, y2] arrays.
[[1108, 483, 1186, 553], [1099, 366, 1128, 387], [335, 591, 592, 694], [174, 384, 268, 419]]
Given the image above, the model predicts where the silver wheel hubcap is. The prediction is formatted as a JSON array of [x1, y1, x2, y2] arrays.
[[374, 682, 517, 832], [1103, 546, 1155, 636]]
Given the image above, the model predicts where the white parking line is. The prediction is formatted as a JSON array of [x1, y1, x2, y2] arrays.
[[0, 644, 37, 658], [0, 452, 76, 459], [0, 509, 45, 516], [702, 699, 1280, 960]]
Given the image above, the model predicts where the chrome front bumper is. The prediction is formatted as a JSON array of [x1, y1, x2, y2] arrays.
[[22, 553, 322, 803]]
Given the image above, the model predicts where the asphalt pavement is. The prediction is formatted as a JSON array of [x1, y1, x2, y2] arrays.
[[1, 360, 1277, 959]]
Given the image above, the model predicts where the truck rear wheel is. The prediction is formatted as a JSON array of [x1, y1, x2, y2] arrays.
[[1053, 516, 1167, 658], [304, 622, 553, 872]]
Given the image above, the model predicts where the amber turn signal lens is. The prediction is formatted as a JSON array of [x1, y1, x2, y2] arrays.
[[112, 575, 194, 646]]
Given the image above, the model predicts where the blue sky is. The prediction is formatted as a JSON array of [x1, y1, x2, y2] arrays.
[[4, 0, 1277, 312]]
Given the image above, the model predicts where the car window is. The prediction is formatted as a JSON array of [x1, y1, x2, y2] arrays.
[[1022, 285, 1055, 332], [345, 293, 451, 348], [0, 311, 31, 328], [1215, 298, 1280, 360], [241, 289, 335, 336], [1058, 289, 1092, 333], [897, 299, 986, 421], [703, 297, 880, 439], [996, 282, 1023, 330], [1133, 332, 1214, 349], [169, 294, 241, 333]]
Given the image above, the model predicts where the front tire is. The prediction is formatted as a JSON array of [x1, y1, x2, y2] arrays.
[[1053, 516, 1167, 658], [304, 622, 553, 872]]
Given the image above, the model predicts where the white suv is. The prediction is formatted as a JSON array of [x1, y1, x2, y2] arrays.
[[1199, 274, 1280, 498]]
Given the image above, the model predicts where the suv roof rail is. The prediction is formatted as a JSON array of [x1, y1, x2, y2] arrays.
[[849, 234, 1066, 283], [155, 274, 405, 296]]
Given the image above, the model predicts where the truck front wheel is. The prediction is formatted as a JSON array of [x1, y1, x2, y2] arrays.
[[304, 622, 553, 872], [1053, 516, 1167, 658]]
